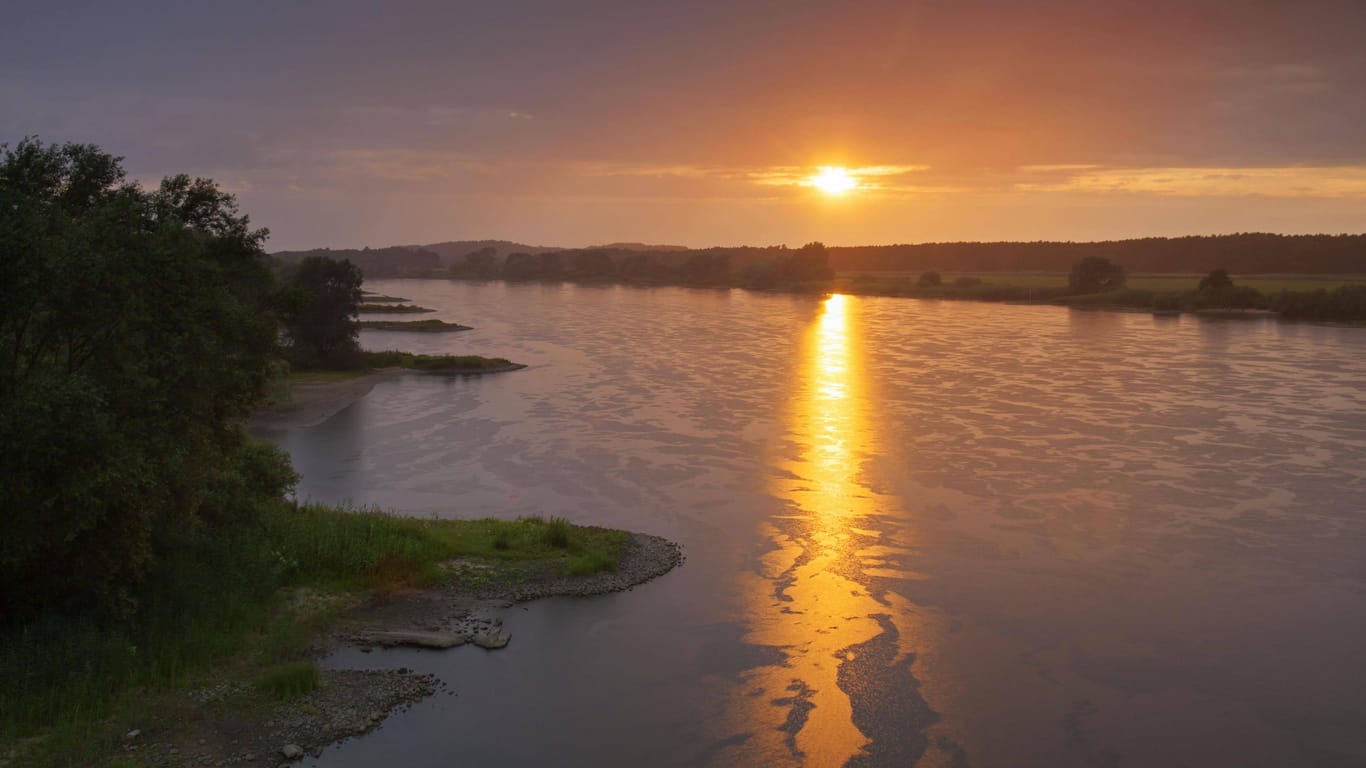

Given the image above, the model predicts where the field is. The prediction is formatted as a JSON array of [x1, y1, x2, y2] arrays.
[[837, 271, 1366, 293]]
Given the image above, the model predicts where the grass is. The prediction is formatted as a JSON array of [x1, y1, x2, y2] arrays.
[[360, 294, 410, 302], [359, 350, 517, 372], [255, 661, 320, 700], [0, 502, 626, 764], [359, 319, 471, 332], [357, 303, 436, 314], [288, 369, 373, 385]]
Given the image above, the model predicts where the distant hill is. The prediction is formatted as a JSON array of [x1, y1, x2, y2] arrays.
[[587, 242, 690, 252]]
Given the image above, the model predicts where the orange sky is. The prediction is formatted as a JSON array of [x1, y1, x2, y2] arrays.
[[5, 0, 1365, 249]]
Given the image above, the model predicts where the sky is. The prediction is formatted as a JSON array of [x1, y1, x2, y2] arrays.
[[4, 0, 1366, 251]]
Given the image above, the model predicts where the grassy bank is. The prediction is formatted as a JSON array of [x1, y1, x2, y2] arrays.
[[359, 319, 471, 332], [358, 350, 520, 371], [356, 303, 435, 314], [0, 504, 625, 765]]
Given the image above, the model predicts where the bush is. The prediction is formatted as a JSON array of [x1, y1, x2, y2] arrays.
[[918, 271, 942, 287], [1068, 256, 1126, 294], [201, 437, 299, 524], [1199, 268, 1234, 291]]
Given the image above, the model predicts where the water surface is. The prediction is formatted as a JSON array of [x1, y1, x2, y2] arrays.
[[258, 280, 1366, 767]]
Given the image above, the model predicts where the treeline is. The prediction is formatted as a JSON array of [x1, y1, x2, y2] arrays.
[[354, 242, 836, 289], [864, 259, 1366, 321], [273, 245, 441, 278], [829, 233, 1366, 274], [278, 233, 1366, 280]]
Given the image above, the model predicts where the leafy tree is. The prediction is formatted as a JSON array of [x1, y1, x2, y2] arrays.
[[918, 271, 942, 287], [281, 256, 363, 368], [0, 138, 288, 616], [1068, 256, 1126, 294], [1198, 268, 1234, 291]]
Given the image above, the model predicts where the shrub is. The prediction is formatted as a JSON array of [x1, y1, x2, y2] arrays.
[[1068, 256, 1126, 294]]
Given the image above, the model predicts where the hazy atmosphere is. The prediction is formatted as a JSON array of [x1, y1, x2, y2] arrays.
[[5, 3, 1366, 768], [5, 0, 1366, 249]]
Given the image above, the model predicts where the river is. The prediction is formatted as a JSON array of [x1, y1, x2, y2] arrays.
[[256, 279, 1366, 767]]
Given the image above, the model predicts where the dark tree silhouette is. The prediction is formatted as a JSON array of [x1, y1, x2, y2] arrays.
[[918, 271, 942, 287], [1199, 268, 1234, 291], [1068, 256, 1127, 294], [0, 138, 287, 614], [281, 256, 363, 368]]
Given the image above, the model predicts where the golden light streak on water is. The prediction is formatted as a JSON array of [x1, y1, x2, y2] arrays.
[[727, 293, 903, 765]]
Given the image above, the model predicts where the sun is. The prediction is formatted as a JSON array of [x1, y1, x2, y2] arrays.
[[809, 166, 857, 195]]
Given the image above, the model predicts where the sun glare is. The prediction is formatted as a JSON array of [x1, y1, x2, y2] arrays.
[[809, 166, 857, 195]]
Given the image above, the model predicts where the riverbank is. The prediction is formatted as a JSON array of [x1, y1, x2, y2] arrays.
[[252, 355, 526, 430], [252, 368, 403, 429], [94, 533, 684, 768], [3, 508, 683, 768], [358, 319, 471, 332]]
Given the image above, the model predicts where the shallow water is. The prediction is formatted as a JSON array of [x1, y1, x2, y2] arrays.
[[257, 280, 1366, 767]]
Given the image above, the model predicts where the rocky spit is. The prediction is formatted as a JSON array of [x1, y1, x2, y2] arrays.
[[112, 532, 683, 767]]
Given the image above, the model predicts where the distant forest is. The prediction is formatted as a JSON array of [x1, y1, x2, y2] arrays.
[[275, 233, 1366, 279], [831, 234, 1366, 274]]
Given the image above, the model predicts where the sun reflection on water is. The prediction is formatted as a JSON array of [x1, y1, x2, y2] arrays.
[[725, 293, 911, 765]]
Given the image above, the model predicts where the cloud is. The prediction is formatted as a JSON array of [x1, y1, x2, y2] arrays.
[[1014, 165, 1366, 198]]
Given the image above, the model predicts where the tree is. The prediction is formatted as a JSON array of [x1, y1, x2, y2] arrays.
[[461, 246, 498, 278], [786, 242, 835, 282], [1068, 256, 1126, 294], [281, 256, 363, 368], [1199, 268, 1234, 291], [918, 271, 942, 287], [0, 138, 288, 616]]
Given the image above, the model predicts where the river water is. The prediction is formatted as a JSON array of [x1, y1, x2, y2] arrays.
[[258, 279, 1366, 768]]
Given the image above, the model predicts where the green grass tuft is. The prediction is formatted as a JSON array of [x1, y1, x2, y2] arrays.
[[541, 517, 574, 549], [254, 661, 320, 700], [568, 550, 618, 576]]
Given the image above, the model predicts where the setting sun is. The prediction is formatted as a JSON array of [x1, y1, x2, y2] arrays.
[[809, 166, 857, 195]]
